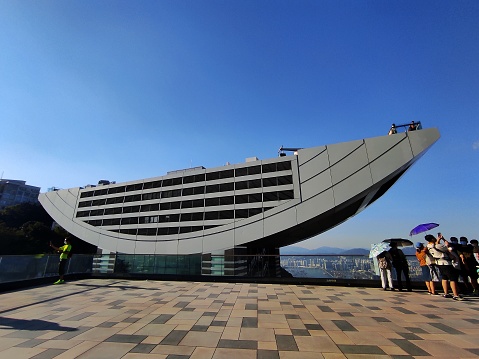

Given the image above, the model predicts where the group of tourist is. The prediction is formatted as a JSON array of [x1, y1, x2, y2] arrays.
[[377, 233, 479, 301]]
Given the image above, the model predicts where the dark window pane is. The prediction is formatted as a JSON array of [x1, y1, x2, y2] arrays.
[[220, 196, 234, 205], [191, 212, 204, 221], [106, 196, 124, 205], [262, 163, 276, 173], [180, 213, 192, 221], [192, 199, 204, 207], [206, 184, 219, 193], [157, 228, 168, 235], [248, 165, 261, 175], [235, 167, 247, 177], [194, 174, 205, 182], [104, 207, 122, 215], [76, 210, 89, 217], [249, 193, 262, 203], [172, 177, 182, 186], [80, 191, 94, 198], [219, 182, 234, 192], [182, 200, 193, 209], [235, 181, 247, 190], [263, 192, 278, 201], [162, 179, 173, 187], [92, 199, 106, 206], [123, 205, 140, 213], [206, 172, 220, 181], [183, 175, 195, 184], [126, 183, 143, 192], [87, 219, 102, 226], [78, 201, 92, 208], [249, 179, 262, 188], [219, 210, 234, 219], [94, 189, 108, 196], [262, 177, 277, 187], [182, 187, 194, 196], [179, 226, 192, 234], [235, 209, 248, 218], [108, 186, 126, 194], [90, 209, 104, 216], [279, 190, 294, 200], [219, 169, 234, 179], [160, 202, 171, 210], [193, 186, 205, 195], [103, 218, 121, 226], [249, 208, 263, 216], [205, 197, 220, 207], [167, 227, 178, 235], [170, 201, 180, 209], [277, 161, 291, 171], [278, 175, 293, 185], [204, 211, 219, 220], [235, 195, 248, 204]]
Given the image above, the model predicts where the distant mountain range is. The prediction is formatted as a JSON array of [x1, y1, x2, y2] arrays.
[[280, 246, 416, 256]]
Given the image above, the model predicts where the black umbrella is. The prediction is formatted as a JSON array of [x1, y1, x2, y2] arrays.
[[382, 238, 414, 247]]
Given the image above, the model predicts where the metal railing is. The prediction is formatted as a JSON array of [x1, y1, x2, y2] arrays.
[[0, 254, 425, 284]]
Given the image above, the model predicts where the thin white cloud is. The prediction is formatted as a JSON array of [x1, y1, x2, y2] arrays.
[[473, 141, 479, 150]]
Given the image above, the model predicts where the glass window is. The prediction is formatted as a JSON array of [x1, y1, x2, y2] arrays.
[[78, 201, 92, 208], [121, 217, 138, 225], [171, 177, 182, 186], [76, 210, 90, 217], [205, 197, 220, 207], [220, 196, 234, 205], [263, 192, 278, 201], [160, 214, 179, 223], [235, 181, 248, 190], [278, 175, 293, 185], [162, 178, 173, 187], [180, 213, 192, 221], [235, 195, 248, 204], [182, 187, 194, 196], [204, 211, 219, 220], [106, 196, 124, 204], [235, 209, 248, 218], [89, 209, 104, 216], [262, 177, 277, 187], [144, 180, 162, 189], [80, 191, 94, 198], [126, 183, 143, 192], [206, 172, 220, 181], [157, 228, 168, 235], [192, 199, 204, 207], [262, 163, 276, 173], [120, 228, 137, 235], [235, 167, 247, 177], [193, 186, 205, 195], [183, 175, 195, 184], [94, 188, 108, 196], [277, 161, 292, 171], [249, 208, 262, 216], [278, 190, 294, 200], [181, 200, 193, 209], [195, 174, 206, 182], [219, 169, 234, 179], [104, 207, 122, 215], [123, 205, 140, 213], [138, 228, 157, 236], [92, 199, 106, 206], [191, 212, 204, 221], [140, 203, 159, 212], [103, 218, 120, 226], [219, 182, 234, 192], [249, 179, 262, 188], [124, 194, 141, 203], [167, 227, 179, 235], [249, 193, 262, 203], [108, 186, 126, 194], [206, 184, 219, 193], [87, 219, 102, 226], [219, 210, 234, 219], [248, 165, 261, 175]]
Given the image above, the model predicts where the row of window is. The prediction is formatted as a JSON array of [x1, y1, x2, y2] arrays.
[[80, 161, 292, 198], [78, 175, 293, 208], [76, 190, 294, 218], [111, 225, 219, 236], [83, 207, 273, 229]]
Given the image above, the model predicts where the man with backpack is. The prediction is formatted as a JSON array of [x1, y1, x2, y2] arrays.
[[49, 237, 72, 285], [425, 234, 463, 300]]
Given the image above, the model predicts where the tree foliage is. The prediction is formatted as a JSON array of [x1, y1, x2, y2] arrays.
[[0, 203, 97, 255]]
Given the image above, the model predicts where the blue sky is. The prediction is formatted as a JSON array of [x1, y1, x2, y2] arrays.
[[1, 1, 478, 249]]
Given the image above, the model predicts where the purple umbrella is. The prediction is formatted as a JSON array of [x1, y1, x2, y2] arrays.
[[409, 223, 439, 236]]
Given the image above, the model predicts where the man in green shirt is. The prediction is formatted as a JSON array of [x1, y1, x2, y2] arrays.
[[50, 237, 72, 284]]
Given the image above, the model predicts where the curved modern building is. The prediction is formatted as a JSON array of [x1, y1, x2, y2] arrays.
[[39, 128, 439, 274]]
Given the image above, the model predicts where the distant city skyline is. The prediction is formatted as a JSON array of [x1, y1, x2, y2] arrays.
[[1, 1, 478, 249]]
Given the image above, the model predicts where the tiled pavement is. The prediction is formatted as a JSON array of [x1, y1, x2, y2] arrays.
[[1, 279, 479, 359]]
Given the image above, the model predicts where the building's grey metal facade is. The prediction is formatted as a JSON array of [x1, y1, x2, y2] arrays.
[[39, 129, 440, 271]]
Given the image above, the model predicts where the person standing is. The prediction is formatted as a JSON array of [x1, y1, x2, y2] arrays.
[[415, 242, 436, 295], [50, 237, 72, 285], [388, 241, 412, 291], [426, 234, 463, 300], [458, 237, 479, 295], [377, 251, 394, 290]]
